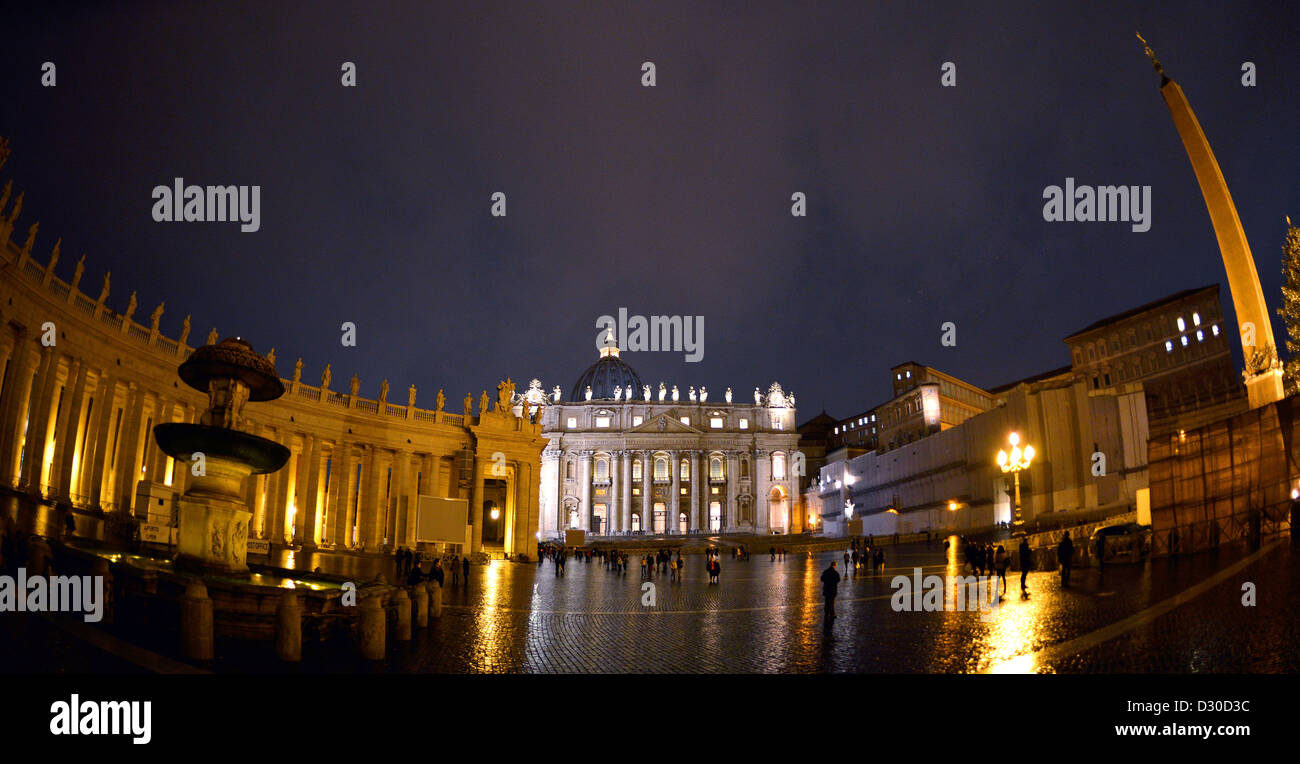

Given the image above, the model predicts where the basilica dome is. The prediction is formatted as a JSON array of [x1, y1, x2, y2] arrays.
[[569, 331, 644, 401]]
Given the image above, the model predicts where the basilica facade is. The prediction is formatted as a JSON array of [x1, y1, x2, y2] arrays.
[[532, 336, 801, 538]]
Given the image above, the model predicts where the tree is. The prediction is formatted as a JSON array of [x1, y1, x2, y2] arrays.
[[1278, 217, 1300, 395]]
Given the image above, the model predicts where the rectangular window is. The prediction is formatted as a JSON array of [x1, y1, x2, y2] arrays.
[[711, 486, 720, 495], [739, 418, 749, 430], [595, 416, 610, 428], [710, 417, 724, 429], [632, 416, 643, 426], [680, 417, 690, 426], [566, 417, 577, 429]]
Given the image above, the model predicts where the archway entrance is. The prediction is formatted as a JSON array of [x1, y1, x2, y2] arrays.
[[652, 502, 666, 533], [768, 486, 788, 534], [631, 513, 642, 532]]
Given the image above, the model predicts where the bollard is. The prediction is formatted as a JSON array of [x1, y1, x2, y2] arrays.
[[358, 596, 385, 660], [90, 558, 114, 626], [427, 580, 443, 618], [275, 590, 302, 662], [180, 580, 214, 661], [411, 585, 428, 629], [393, 588, 412, 641]]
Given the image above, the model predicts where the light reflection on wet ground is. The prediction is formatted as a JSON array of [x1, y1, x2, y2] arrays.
[[6, 493, 1296, 674]]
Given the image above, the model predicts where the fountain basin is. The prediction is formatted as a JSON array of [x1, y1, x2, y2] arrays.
[[154, 422, 289, 475]]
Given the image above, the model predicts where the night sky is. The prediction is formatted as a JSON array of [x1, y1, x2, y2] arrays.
[[1, 1, 1296, 420]]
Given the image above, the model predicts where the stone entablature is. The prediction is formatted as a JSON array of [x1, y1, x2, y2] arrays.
[[0, 173, 544, 556]]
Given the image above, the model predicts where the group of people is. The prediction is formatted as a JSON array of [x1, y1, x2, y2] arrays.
[[768, 546, 788, 561], [640, 548, 686, 580], [844, 541, 885, 574], [705, 551, 722, 584]]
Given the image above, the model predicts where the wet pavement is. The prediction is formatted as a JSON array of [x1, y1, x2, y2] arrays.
[[6, 494, 1297, 673], [324, 538, 1299, 673]]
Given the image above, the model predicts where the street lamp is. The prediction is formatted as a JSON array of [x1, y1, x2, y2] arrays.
[[996, 432, 1035, 536]]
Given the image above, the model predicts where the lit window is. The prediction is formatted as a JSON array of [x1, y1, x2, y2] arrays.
[[896, 373, 901, 380], [833, 426, 839, 435], [566, 417, 577, 429], [710, 417, 724, 429], [1212, 324, 1219, 336], [1196, 330, 1204, 342], [680, 416, 690, 426], [906, 370, 911, 378], [773, 453, 786, 480], [1177, 317, 1186, 331], [1181, 335, 1189, 347], [632, 416, 643, 426], [654, 458, 668, 479], [739, 418, 749, 430], [1165, 341, 1173, 353], [1193, 312, 1201, 326], [595, 416, 610, 428], [772, 419, 783, 430], [711, 486, 719, 495]]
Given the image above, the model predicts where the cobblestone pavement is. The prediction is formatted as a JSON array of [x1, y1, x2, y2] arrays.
[[322, 538, 1297, 673]]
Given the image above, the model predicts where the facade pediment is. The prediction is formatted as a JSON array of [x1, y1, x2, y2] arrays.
[[625, 412, 702, 435]]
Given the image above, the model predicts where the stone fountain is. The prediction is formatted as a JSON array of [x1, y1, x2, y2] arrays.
[[153, 338, 290, 573]]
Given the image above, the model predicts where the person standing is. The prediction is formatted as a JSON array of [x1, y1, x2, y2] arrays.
[[429, 559, 445, 587], [994, 545, 1009, 596], [821, 561, 841, 619], [1097, 533, 1107, 572], [462, 554, 471, 584], [1018, 537, 1032, 594], [1058, 531, 1075, 587]]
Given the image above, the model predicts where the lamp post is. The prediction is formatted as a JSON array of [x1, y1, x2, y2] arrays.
[[996, 432, 1035, 537]]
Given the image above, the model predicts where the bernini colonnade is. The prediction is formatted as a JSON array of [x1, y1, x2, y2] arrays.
[[0, 166, 546, 557]]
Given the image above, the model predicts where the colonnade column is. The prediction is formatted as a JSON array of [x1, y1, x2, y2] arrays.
[[469, 454, 485, 553], [357, 445, 380, 550], [51, 359, 88, 500], [640, 450, 652, 532], [86, 375, 119, 508], [111, 384, 146, 515], [0, 339, 39, 486], [23, 349, 62, 494], [301, 435, 325, 549]]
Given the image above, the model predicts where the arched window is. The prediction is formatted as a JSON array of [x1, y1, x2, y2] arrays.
[[741, 457, 749, 479], [565, 460, 575, 480], [654, 457, 668, 480], [710, 457, 723, 479], [633, 460, 642, 480], [680, 458, 690, 480], [773, 452, 786, 480], [594, 458, 608, 481]]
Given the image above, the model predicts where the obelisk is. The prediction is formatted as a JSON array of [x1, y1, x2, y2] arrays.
[[1137, 33, 1284, 408]]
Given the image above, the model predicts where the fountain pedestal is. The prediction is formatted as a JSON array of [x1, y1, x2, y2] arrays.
[[154, 338, 289, 575], [175, 454, 257, 572]]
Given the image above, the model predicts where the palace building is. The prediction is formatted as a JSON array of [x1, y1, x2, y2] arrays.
[[533, 332, 801, 537]]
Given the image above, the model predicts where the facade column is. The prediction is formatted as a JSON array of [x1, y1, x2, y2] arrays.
[[620, 451, 632, 534], [726, 450, 740, 531], [609, 450, 621, 534], [640, 450, 652, 532], [578, 450, 592, 532], [690, 450, 702, 532], [669, 449, 681, 534], [755, 449, 771, 534], [553, 450, 565, 534]]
